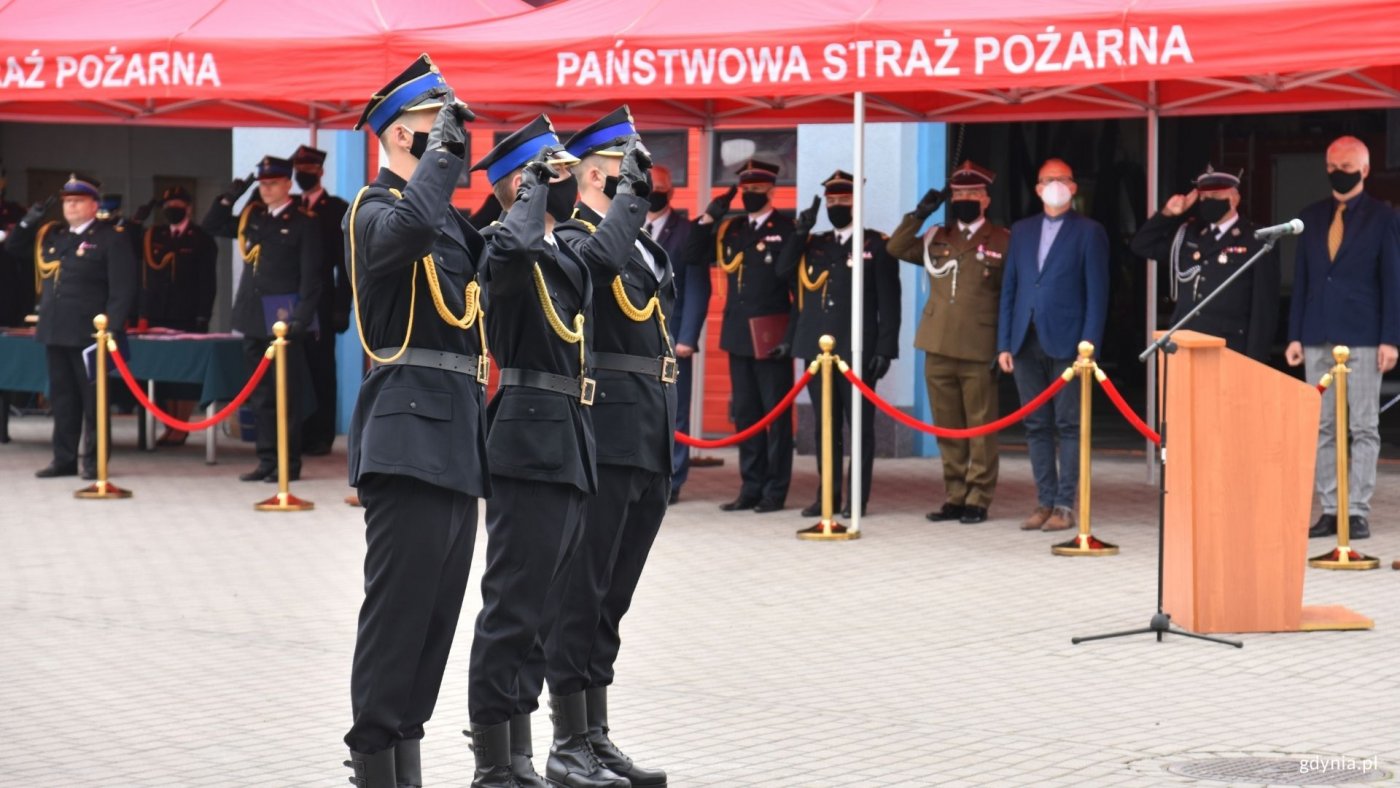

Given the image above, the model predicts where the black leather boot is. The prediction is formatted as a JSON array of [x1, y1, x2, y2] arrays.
[[465, 721, 517, 788], [545, 692, 630, 788], [344, 747, 397, 788], [585, 687, 666, 787], [510, 713, 549, 788], [395, 739, 422, 787]]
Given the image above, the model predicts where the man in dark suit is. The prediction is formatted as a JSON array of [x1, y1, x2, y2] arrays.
[[468, 117, 602, 788], [777, 170, 901, 518], [997, 158, 1109, 533], [341, 54, 487, 788], [291, 144, 352, 456], [688, 157, 797, 512], [202, 155, 322, 482], [1286, 136, 1400, 542], [4, 175, 138, 479], [1130, 165, 1277, 362], [647, 164, 710, 504]]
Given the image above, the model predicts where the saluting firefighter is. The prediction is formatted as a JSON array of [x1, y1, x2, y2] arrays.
[[466, 117, 600, 788], [291, 144, 353, 455], [777, 170, 901, 518], [202, 155, 322, 482], [1130, 165, 1278, 362], [3, 174, 138, 479], [688, 157, 798, 513], [887, 161, 1010, 525], [340, 54, 488, 788]]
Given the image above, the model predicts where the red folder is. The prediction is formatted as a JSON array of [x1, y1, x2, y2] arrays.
[[748, 313, 790, 357]]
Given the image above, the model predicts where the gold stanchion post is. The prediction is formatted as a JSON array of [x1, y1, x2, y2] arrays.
[[798, 335, 858, 541], [1309, 346, 1377, 570], [255, 321, 314, 512], [1052, 341, 1117, 556], [76, 314, 132, 499]]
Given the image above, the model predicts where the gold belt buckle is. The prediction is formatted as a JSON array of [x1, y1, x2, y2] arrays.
[[660, 356, 679, 384], [476, 355, 491, 385], [580, 376, 596, 406]]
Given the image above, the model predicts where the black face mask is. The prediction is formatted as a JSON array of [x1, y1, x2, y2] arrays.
[[741, 191, 769, 214], [1328, 169, 1362, 195], [603, 175, 620, 200], [294, 172, 320, 192], [949, 200, 982, 225], [1196, 197, 1231, 225], [162, 206, 188, 224], [647, 190, 671, 213], [408, 131, 430, 160], [545, 177, 579, 223], [826, 205, 852, 229]]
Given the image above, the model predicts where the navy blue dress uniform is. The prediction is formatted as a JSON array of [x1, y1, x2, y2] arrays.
[[291, 144, 353, 454], [0, 195, 31, 443], [1130, 165, 1278, 362], [465, 116, 602, 788], [687, 157, 797, 511], [776, 170, 901, 517], [338, 54, 490, 788], [138, 187, 218, 332], [201, 155, 322, 481], [3, 175, 139, 478]]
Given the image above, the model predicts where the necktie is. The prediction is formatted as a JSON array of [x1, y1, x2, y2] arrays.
[[645, 222, 655, 238], [1328, 202, 1345, 261]]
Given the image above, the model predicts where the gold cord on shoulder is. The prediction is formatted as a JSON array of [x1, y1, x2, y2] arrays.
[[236, 202, 262, 270], [796, 254, 830, 311], [533, 262, 587, 372], [34, 221, 61, 295], [716, 217, 744, 290], [610, 275, 673, 353], [142, 226, 178, 290], [348, 185, 417, 364]]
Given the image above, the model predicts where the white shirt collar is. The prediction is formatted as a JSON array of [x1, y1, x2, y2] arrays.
[[748, 208, 773, 228], [70, 218, 95, 235], [1212, 214, 1239, 237], [301, 188, 324, 206], [647, 209, 671, 236], [958, 217, 986, 237], [834, 225, 853, 244], [169, 219, 190, 236], [267, 200, 293, 217]]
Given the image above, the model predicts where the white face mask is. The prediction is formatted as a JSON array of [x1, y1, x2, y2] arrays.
[[1041, 181, 1072, 209]]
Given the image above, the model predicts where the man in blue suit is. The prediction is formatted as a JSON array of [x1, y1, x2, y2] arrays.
[[1286, 136, 1400, 542], [997, 158, 1109, 532], [648, 165, 712, 504]]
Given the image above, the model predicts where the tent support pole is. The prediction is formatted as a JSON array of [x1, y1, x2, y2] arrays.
[[690, 121, 714, 458], [1145, 83, 1160, 485], [850, 91, 866, 533]]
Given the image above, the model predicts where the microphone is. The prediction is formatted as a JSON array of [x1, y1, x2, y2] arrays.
[[1253, 218, 1304, 240]]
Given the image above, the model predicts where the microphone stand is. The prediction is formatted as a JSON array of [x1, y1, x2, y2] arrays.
[[1072, 233, 1283, 647]]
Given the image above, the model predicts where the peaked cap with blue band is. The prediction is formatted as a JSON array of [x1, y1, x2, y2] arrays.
[[355, 54, 453, 136], [98, 194, 123, 213], [472, 115, 579, 186], [256, 156, 293, 180], [564, 106, 638, 160], [60, 173, 101, 200]]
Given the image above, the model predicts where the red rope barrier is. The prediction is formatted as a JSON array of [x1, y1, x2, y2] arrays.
[[843, 365, 1069, 439], [675, 370, 814, 448], [109, 344, 271, 431], [1096, 373, 1162, 446]]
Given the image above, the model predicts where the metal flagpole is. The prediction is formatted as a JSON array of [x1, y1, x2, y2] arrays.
[[849, 91, 866, 533], [1144, 82, 1160, 485], [690, 121, 713, 459]]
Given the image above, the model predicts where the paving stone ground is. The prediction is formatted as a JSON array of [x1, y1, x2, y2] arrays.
[[1, 414, 1397, 787]]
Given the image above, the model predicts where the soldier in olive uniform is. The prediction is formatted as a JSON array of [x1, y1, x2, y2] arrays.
[[202, 155, 322, 482], [887, 161, 1010, 524], [1130, 165, 1278, 362], [3, 175, 138, 479], [687, 157, 797, 512], [340, 54, 487, 788], [777, 170, 901, 518]]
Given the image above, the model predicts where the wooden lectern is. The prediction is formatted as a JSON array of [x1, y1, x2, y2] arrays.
[[1159, 331, 1322, 633]]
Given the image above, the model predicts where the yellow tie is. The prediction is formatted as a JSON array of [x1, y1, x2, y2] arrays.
[[1328, 202, 1345, 261]]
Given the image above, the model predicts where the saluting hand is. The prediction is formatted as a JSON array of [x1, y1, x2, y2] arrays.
[[1162, 190, 1198, 217], [795, 195, 821, 235], [425, 90, 468, 159], [701, 185, 739, 225], [914, 187, 946, 220], [132, 197, 160, 224], [21, 195, 55, 228], [223, 173, 256, 203], [616, 138, 652, 198], [520, 150, 559, 194]]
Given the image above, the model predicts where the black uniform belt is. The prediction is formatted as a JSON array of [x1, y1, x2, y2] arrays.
[[372, 347, 490, 384], [498, 368, 596, 406], [591, 352, 679, 384]]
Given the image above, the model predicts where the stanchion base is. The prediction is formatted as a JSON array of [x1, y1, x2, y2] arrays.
[[1308, 547, 1380, 570], [255, 492, 315, 512], [74, 481, 133, 499], [1051, 532, 1119, 556], [797, 520, 860, 541]]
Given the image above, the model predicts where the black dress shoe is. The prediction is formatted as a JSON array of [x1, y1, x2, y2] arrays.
[[801, 500, 833, 517], [668, 488, 680, 505], [839, 502, 867, 518], [239, 465, 275, 482], [719, 495, 760, 511], [264, 468, 301, 482], [959, 506, 989, 524], [925, 502, 965, 522], [80, 467, 97, 481], [1308, 514, 1338, 538], [35, 463, 78, 478], [1349, 515, 1371, 540], [752, 499, 785, 513], [302, 442, 332, 456]]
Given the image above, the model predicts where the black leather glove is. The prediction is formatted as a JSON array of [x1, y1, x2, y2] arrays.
[[865, 354, 891, 382], [615, 138, 652, 198], [766, 342, 791, 360], [914, 187, 947, 220], [131, 197, 159, 224], [286, 320, 306, 338], [21, 196, 55, 228], [223, 173, 256, 203], [520, 148, 559, 194], [425, 90, 468, 159], [704, 185, 738, 223], [795, 195, 821, 235]]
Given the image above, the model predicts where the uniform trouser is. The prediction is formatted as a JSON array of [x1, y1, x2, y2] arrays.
[[1306, 345, 1381, 516], [345, 473, 477, 754], [925, 354, 1000, 509], [302, 327, 338, 449], [803, 365, 876, 508], [45, 345, 96, 471], [469, 476, 587, 725], [1011, 331, 1080, 509], [242, 337, 304, 471], [730, 354, 794, 503], [671, 355, 693, 493]]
